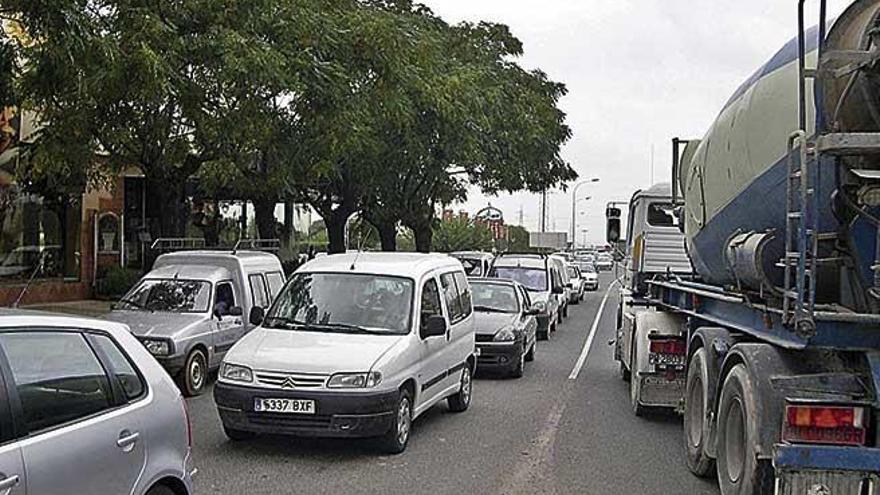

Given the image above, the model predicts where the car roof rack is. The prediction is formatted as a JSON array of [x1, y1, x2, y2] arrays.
[[150, 238, 207, 252], [149, 237, 281, 254], [232, 239, 281, 254]]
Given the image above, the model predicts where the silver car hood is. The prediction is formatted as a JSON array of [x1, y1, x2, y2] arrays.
[[474, 312, 519, 336], [104, 310, 206, 339], [226, 327, 404, 374]]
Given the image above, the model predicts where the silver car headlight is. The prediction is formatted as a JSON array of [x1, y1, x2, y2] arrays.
[[220, 362, 254, 383], [141, 338, 172, 356], [532, 301, 547, 314], [493, 327, 516, 342], [327, 372, 382, 389]]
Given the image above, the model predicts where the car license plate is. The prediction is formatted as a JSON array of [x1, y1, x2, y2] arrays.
[[254, 398, 316, 414]]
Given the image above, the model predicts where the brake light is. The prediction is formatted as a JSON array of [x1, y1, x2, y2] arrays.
[[783, 405, 867, 446], [649, 339, 686, 355], [182, 397, 193, 448]]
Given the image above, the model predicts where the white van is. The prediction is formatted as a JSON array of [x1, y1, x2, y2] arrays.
[[213, 253, 476, 454]]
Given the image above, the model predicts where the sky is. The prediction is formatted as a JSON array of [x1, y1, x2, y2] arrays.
[[422, 0, 851, 246]]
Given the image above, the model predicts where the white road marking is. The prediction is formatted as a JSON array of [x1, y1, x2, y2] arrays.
[[568, 280, 618, 380]]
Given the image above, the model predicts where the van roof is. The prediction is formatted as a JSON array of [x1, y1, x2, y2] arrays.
[[299, 252, 461, 279], [147, 264, 232, 282], [154, 250, 282, 272], [492, 256, 547, 270]]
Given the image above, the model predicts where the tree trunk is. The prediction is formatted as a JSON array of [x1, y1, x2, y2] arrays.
[[253, 198, 277, 240], [413, 224, 433, 253], [326, 214, 347, 254], [376, 222, 397, 251], [146, 173, 188, 238]]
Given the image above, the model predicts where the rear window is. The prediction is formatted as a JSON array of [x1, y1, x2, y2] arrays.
[[249, 273, 270, 308], [647, 202, 676, 227], [266, 271, 285, 297], [440, 272, 465, 323]]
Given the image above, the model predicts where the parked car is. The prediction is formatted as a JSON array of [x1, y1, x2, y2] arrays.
[[451, 251, 495, 278], [104, 250, 285, 397], [548, 255, 571, 319], [565, 264, 585, 304], [0, 310, 195, 495], [489, 254, 565, 340], [213, 253, 477, 454], [470, 279, 538, 378], [595, 253, 614, 271], [581, 264, 600, 291]]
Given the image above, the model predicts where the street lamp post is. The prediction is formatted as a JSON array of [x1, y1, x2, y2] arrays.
[[571, 178, 600, 249]]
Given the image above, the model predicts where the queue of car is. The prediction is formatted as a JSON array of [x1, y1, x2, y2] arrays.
[[0, 246, 605, 495]]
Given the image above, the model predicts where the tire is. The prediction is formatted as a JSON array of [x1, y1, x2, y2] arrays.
[[224, 426, 256, 442], [510, 346, 525, 378], [379, 389, 413, 455], [177, 348, 208, 397], [447, 364, 473, 412], [684, 348, 716, 478], [562, 304, 569, 318], [557, 309, 563, 323], [716, 365, 775, 495], [524, 342, 535, 362], [146, 485, 176, 495], [537, 330, 549, 341], [629, 364, 646, 417], [619, 361, 631, 382]]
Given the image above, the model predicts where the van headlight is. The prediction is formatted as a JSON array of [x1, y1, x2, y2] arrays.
[[327, 372, 382, 388], [140, 338, 172, 356], [493, 327, 516, 342], [220, 363, 254, 383]]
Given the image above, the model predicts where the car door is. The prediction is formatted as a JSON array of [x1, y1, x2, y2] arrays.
[[439, 271, 469, 390], [517, 285, 537, 347], [417, 275, 449, 408], [0, 353, 25, 495], [214, 280, 245, 356], [0, 331, 147, 495]]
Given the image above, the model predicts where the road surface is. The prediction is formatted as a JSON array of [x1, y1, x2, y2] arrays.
[[186, 273, 720, 494]]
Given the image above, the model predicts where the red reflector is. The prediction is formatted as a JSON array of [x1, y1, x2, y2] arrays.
[[783, 405, 867, 447], [649, 339, 686, 355]]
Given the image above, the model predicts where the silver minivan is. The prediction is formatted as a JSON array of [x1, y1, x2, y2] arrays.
[[0, 310, 195, 495], [214, 253, 477, 454]]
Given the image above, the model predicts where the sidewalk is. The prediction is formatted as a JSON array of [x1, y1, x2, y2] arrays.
[[23, 299, 114, 317]]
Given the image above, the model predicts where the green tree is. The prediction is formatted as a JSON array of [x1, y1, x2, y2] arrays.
[[506, 225, 533, 253], [433, 217, 494, 253]]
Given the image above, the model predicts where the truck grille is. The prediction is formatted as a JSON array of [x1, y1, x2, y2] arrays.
[[775, 470, 878, 495], [254, 370, 329, 389]]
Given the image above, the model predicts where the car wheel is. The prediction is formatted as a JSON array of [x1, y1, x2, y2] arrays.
[[716, 365, 774, 495], [447, 365, 473, 412], [177, 348, 208, 397], [510, 345, 525, 379], [379, 389, 413, 455], [525, 342, 535, 362], [562, 304, 569, 318], [224, 426, 256, 442], [619, 361, 631, 382], [146, 485, 176, 495], [684, 348, 716, 478], [537, 330, 549, 341]]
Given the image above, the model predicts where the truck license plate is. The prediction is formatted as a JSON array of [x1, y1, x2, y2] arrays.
[[254, 398, 316, 414]]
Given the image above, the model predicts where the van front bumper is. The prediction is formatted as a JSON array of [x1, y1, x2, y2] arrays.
[[213, 382, 398, 438]]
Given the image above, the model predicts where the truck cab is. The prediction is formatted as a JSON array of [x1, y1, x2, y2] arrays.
[[611, 183, 692, 414], [104, 250, 285, 396]]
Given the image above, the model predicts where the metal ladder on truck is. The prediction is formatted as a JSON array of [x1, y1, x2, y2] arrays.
[[784, 0, 880, 334]]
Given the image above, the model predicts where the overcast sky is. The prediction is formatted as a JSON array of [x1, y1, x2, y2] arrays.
[[422, 0, 851, 246]]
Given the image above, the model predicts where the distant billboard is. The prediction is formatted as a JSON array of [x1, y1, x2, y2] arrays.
[[529, 232, 567, 250]]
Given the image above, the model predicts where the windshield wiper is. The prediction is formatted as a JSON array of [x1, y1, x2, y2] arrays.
[[116, 298, 152, 312], [262, 316, 308, 329], [307, 322, 391, 335], [473, 305, 513, 314]]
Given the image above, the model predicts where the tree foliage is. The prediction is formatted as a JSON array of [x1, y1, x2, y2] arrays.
[[432, 217, 494, 253]]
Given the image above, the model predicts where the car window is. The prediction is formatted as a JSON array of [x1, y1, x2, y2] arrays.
[[440, 272, 464, 322], [519, 286, 532, 309], [91, 335, 146, 402], [266, 271, 285, 297], [0, 332, 113, 433], [249, 273, 270, 308], [215, 281, 237, 315], [421, 278, 443, 330], [453, 271, 472, 317]]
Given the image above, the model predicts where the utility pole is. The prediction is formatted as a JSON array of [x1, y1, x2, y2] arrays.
[[540, 189, 547, 232], [518, 204, 524, 227], [570, 178, 600, 248]]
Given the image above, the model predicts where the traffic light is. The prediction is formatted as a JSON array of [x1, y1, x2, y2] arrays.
[[606, 206, 621, 243]]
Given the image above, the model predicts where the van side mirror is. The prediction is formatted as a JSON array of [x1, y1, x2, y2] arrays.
[[552, 285, 565, 295], [420, 315, 448, 339], [250, 306, 265, 326]]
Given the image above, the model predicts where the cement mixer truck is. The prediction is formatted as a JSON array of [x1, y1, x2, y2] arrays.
[[610, 1, 880, 494]]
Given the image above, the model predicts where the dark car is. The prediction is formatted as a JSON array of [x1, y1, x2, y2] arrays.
[[470, 279, 539, 378]]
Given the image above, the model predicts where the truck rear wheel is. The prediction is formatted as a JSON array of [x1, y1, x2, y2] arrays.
[[684, 348, 715, 478], [716, 364, 774, 495]]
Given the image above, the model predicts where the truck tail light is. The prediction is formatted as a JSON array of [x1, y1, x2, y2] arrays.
[[649, 338, 686, 355], [783, 404, 867, 446]]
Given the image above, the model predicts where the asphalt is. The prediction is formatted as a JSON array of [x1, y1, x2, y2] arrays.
[[185, 273, 721, 495]]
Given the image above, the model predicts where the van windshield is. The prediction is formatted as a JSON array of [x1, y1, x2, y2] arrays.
[[264, 273, 414, 335], [490, 267, 548, 292], [119, 279, 212, 313]]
